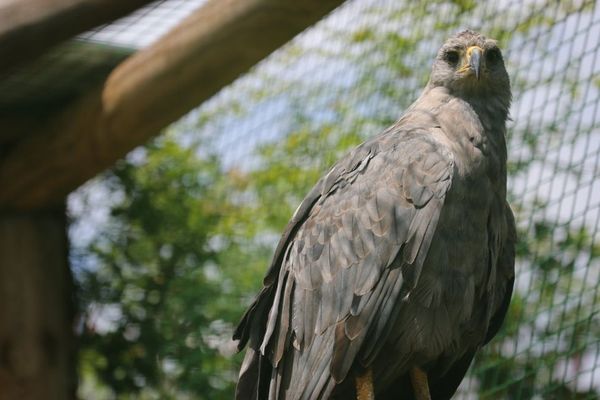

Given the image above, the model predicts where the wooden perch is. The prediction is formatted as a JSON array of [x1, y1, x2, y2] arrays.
[[0, 0, 346, 211], [0, 0, 154, 73]]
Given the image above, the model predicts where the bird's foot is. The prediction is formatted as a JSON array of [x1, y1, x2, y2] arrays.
[[355, 367, 375, 400], [409, 367, 431, 400]]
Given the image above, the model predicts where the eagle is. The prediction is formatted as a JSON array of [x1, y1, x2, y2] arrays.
[[233, 30, 516, 400]]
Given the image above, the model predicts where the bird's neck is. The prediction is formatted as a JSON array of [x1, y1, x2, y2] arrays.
[[405, 86, 509, 148], [463, 94, 510, 136], [418, 85, 510, 129], [404, 86, 510, 186]]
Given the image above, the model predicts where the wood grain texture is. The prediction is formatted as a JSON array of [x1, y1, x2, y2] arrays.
[[0, 211, 74, 400], [0, 0, 153, 73], [0, 0, 346, 211]]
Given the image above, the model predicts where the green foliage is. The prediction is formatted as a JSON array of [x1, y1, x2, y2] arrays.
[[77, 118, 364, 398], [77, 135, 248, 398]]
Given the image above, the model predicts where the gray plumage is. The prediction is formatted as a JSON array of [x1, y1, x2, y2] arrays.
[[234, 30, 516, 400]]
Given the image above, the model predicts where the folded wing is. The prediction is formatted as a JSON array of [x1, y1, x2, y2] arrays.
[[234, 127, 455, 400]]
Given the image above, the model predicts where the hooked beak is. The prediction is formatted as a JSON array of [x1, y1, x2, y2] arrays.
[[466, 46, 483, 80]]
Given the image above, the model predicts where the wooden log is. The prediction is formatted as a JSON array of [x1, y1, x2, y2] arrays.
[[0, 0, 153, 73], [0, 210, 74, 400], [0, 0, 346, 210]]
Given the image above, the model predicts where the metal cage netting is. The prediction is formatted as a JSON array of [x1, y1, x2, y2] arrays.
[[67, 0, 600, 398], [185, 0, 600, 397]]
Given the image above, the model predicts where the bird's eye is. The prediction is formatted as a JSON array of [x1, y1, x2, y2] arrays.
[[486, 48, 502, 63], [444, 51, 459, 65]]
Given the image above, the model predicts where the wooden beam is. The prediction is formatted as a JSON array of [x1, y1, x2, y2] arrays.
[[0, 210, 74, 399], [0, 0, 346, 210], [0, 0, 154, 73]]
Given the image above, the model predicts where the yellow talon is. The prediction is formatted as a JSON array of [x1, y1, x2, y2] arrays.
[[410, 367, 432, 400], [356, 367, 375, 400]]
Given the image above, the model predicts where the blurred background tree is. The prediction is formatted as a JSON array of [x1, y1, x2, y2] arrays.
[[71, 0, 600, 398]]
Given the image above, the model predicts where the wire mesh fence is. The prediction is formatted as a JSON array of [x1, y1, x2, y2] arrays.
[[69, 0, 600, 398], [190, 0, 600, 397]]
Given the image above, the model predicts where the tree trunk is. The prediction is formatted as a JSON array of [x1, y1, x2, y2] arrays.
[[0, 209, 74, 400]]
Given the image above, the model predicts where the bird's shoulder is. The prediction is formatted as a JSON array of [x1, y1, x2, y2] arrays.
[[263, 125, 455, 285], [271, 126, 456, 382], [233, 125, 456, 353]]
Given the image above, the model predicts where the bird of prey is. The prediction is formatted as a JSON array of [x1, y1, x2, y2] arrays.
[[234, 30, 516, 400]]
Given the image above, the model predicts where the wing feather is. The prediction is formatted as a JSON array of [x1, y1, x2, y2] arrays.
[[234, 128, 454, 399]]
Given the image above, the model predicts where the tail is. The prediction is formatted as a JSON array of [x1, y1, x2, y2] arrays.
[[236, 348, 273, 400], [234, 286, 275, 400]]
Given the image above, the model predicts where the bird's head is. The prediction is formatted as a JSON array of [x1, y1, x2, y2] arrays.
[[428, 30, 511, 105]]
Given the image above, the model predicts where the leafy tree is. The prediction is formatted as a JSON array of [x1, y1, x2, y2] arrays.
[[76, 135, 251, 399]]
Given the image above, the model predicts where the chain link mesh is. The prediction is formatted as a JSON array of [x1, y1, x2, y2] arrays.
[[37, 0, 597, 397], [185, 0, 600, 397]]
